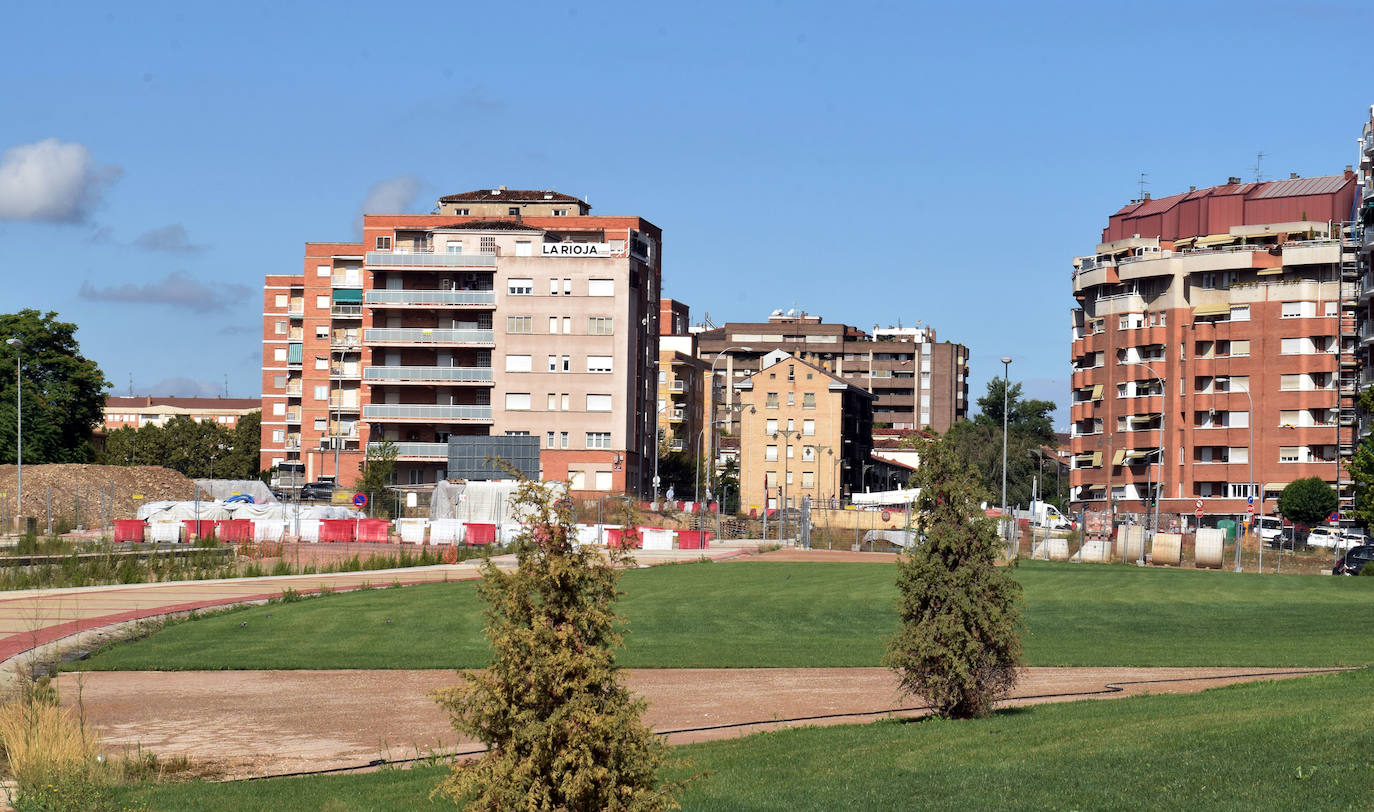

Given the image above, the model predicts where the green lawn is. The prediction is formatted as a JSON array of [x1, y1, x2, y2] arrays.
[[71, 561, 1374, 671], [114, 669, 1374, 810]]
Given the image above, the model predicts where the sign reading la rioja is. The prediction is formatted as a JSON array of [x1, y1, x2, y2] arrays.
[[541, 242, 614, 257]]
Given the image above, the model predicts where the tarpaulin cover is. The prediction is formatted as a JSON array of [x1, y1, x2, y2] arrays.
[[253, 520, 286, 541], [295, 518, 321, 542], [148, 522, 181, 543], [196, 480, 277, 503], [640, 527, 674, 550]]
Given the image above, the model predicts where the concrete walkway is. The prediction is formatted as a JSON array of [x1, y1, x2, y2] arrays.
[[0, 546, 748, 676]]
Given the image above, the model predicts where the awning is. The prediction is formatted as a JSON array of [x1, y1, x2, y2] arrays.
[[1256, 268, 1283, 276], [1192, 302, 1231, 317], [1264, 482, 1289, 491], [1195, 234, 1238, 247], [1128, 414, 1155, 423], [1124, 450, 1150, 460], [1092, 451, 1103, 467], [1112, 449, 1126, 465], [1172, 236, 1197, 248], [1091, 384, 1104, 399], [332, 288, 363, 303]]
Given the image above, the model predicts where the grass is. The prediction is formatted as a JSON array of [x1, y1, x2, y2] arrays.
[[112, 668, 1374, 810], [69, 560, 1374, 672]]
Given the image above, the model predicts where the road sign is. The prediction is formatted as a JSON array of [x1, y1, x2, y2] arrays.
[[881, 510, 891, 522], [1247, 496, 1254, 506], [1329, 511, 1340, 523], [352, 492, 368, 508], [1195, 504, 1204, 520]]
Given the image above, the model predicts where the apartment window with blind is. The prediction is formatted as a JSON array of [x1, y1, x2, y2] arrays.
[[480, 236, 496, 253], [588, 317, 613, 335], [803, 393, 816, 409], [766, 392, 779, 408], [586, 432, 611, 449], [507, 315, 532, 333]]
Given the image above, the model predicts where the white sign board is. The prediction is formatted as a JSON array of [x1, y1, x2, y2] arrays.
[[541, 242, 614, 258]]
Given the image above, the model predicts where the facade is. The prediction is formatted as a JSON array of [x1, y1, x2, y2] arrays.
[[260, 189, 662, 494], [1069, 172, 1360, 519], [1355, 109, 1374, 452], [696, 312, 968, 440], [656, 299, 708, 461], [104, 396, 260, 430], [734, 351, 873, 513]]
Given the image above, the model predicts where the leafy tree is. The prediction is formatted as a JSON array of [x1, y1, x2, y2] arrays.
[[357, 440, 397, 519], [884, 437, 1022, 719], [1347, 435, 1374, 528], [432, 478, 673, 810], [1277, 477, 1338, 528], [654, 449, 701, 500], [99, 411, 261, 480], [974, 378, 1057, 444], [0, 310, 109, 463]]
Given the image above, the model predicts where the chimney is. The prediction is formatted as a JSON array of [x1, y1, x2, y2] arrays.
[[499, 185, 507, 191], [1345, 165, 1355, 178], [1227, 176, 1242, 185], [1189, 185, 1196, 192], [1143, 192, 1151, 201], [1290, 172, 1299, 179]]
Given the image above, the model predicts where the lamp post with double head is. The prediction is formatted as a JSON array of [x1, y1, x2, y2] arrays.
[[5, 338, 22, 529], [1001, 356, 1012, 556]]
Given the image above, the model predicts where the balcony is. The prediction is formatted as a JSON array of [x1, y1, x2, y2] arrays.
[[368, 441, 449, 461], [364, 290, 496, 307], [285, 410, 301, 424], [363, 328, 494, 346], [668, 410, 686, 422], [365, 250, 497, 269], [330, 335, 362, 349], [362, 404, 493, 422], [285, 383, 302, 397], [330, 366, 362, 379], [328, 399, 361, 412], [331, 304, 363, 318], [670, 381, 685, 392], [363, 366, 494, 384]]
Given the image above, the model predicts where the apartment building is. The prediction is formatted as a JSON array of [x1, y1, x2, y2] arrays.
[[656, 299, 707, 460], [1354, 109, 1374, 445], [734, 351, 873, 513], [260, 189, 662, 493], [103, 396, 260, 430], [1069, 172, 1359, 519], [696, 312, 969, 441]]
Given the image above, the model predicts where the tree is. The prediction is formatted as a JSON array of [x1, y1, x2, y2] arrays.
[[0, 310, 109, 464], [357, 440, 397, 519], [432, 478, 673, 810], [943, 379, 1065, 511], [884, 437, 1022, 719], [1278, 477, 1338, 528], [1348, 435, 1374, 527], [974, 378, 1057, 444]]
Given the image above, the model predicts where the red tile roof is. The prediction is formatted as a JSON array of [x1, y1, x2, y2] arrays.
[[106, 396, 260, 410], [438, 189, 588, 206]]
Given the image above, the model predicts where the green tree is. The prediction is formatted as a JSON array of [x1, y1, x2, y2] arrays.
[[943, 379, 1065, 511], [1347, 435, 1374, 528], [357, 440, 397, 519], [432, 478, 672, 810], [0, 310, 109, 464], [975, 378, 1057, 444], [884, 437, 1022, 719], [1277, 477, 1338, 528]]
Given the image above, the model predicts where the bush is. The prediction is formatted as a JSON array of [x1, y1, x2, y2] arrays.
[[1360, 565, 1374, 576]]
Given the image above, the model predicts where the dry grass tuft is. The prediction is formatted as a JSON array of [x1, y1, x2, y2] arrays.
[[0, 697, 102, 785]]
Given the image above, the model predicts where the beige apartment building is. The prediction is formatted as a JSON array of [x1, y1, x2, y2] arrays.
[[734, 351, 873, 514], [260, 189, 662, 493]]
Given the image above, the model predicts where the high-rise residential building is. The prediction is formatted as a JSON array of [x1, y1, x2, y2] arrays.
[[695, 311, 967, 478], [734, 351, 873, 513], [260, 189, 662, 494], [1354, 109, 1374, 448], [1069, 171, 1360, 521]]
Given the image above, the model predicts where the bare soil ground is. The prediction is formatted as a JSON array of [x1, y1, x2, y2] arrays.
[[0, 464, 198, 526], [55, 666, 1333, 780]]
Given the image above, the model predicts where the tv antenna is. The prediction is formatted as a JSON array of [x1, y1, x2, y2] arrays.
[[1137, 172, 1149, 201], [1252, 151, 1265, 183]]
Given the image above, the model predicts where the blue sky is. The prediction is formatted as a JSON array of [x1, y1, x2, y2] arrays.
[[0, 0, 1365, 426]]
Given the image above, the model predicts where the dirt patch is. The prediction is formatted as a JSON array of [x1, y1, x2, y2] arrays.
[[54, 666, 1336, 780], [0, 464, 198, 526], [742, 548, 900, 564]]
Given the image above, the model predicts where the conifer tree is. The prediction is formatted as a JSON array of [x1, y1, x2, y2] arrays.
[[432, 480, 673, 810], [884, 437, 1023, 719]]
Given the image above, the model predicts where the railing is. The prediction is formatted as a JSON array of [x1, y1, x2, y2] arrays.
[[369, 441, 449, 459], [365, 251, 497, 268], [331, 304, 362, 317], [287, 307, 304, 318], [328, 399, 361, 410], [363, 366, 493, 382], [670, 381, 685, 392], [331, 275, 363, 288], [361, 404, 493, 421], [284, 441, 301, 450], [285, 384, 302, 396], [330, 366, 361, 378], [363, 328, 494, 345], [285, 411, 301, 423], [364, 290, 496, 306], [330, 337, 361, 349]]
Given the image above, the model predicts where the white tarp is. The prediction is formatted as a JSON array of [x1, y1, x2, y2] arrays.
[[850, 488, 919, 507], [195, 479, 277, 503], [225, 502, 287, 520], [641, 527, 674, 550], [430, 519, 464, 545], [863, 529, 918, 549], [144, 503, 232, 522]]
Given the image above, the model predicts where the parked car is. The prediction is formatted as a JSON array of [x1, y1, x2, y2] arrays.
[[300, 480, 337, 501], [1332, 544, 1374, 575], [1340, 529, 1370, 548], [1306, 526, 1343, 548], [1253, 517, 1286, 545]]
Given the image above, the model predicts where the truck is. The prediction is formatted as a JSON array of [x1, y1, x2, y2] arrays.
[[1019, 500, 1072, 530], [270, 462, 306, 494]]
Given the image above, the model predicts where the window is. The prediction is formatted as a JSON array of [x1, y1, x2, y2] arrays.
[[552, 208, 569, 216], [1229, 447, 1249, 464], [921, 372, 932, 389], [562, 355, 571, 372], [802, 471, 815, 488], [569, 471, 586, 489], [273, 347, 287, 362], [588, 317, 613, 335], [587, 432, 611, 449], [766, 392, 779, 408], [272, 429, 285, 443], [515, 241, 532, 256], [507, 207, 519, 216], [765, 445, 779, 461], [508, 278, 533, 295], [1229, 305, 1250, 322], [560, 432, 569, 449], [480, 236, 496, 253], [550, 278, 560, 295], [764, 471, 778, 489], [594, 471, 613, 491], [587, 355, 613, 373], [802, 446, 816, 461], [275, 294, 288, 308], [314, 356, 328, 370], [803, 419, 815, 436], [507, 315, 532, 333], [274, 321, 287, 335], [375, 236, 392, 250], [316, 295, 330, 309], [547, 432, 556, 449], [548, 355, 558, 372], [786, 392, 795, 406], [563, 317, 571, 334], [313, 418, 327, 431], [505, 393, 531, 410], [1325, 300, 1338, 317], [588, 279, 615, 297], [1279, 447, 1300, 463], [316, 264, 330, 277], [765, 419, 778, 434], [273, 374, 287, 388], [1230, 339, 1249, 357], [563, 278, 571, 294], [548, 394, 558, 410], [505, 354, 531, 373], [549, 316, 559, 334], [272, 402, 286, 415], [313, 385, 328, 401], [1281, 338, 1305, 354], [786, 445, 795, 459], [1232, 411, 1249, 428], [1280, 374, 1304, 391], [315, 325, 329, 339], [445, 242, 463, 255], [803, 393, 816, 409], [454, 208, 470, 216], [587, 394, 612, 412]]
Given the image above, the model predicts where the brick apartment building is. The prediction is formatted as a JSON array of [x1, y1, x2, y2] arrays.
[[104, 396, 260, 430], [656, 298, 707, 464], [260, 188, 662, 493], [1069, 171, 1360, 520]]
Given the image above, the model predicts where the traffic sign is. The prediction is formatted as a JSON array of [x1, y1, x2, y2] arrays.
[[1329, 511, 1340, 523], [1247, 496, 1254, 506], [1195, 504, 1204, 519], [352, 492, 368, 508]]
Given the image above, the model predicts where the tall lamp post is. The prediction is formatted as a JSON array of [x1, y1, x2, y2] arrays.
[[773, 426, 801, 539], [1216, 375, 1254, 573], [706, 345, 752, 506], [1127, 362, 1167, 566], [5, 338, 21, 530], [1000, 356, 1012, 557]]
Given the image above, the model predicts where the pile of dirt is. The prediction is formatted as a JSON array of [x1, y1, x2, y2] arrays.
[[0, 464, 199, 526]]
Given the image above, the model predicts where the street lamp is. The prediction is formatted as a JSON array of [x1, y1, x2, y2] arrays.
[[1001, 356, 1012, 557], [1126, 361, 1167, 565], [1215, 374, 1254, 573], [706, 345, 752, 506], [773, 426, 801, 539], [5, 338, 21, 529]]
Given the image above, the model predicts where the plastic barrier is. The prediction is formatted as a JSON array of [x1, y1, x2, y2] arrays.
[[606, 527, 641, 549], [319, 519, 356, 543], [1045, 538, 1069, 561], [253, 520, 285, 542], [1152, 532, 1182, 566], [465, 522, 497, 546], [1115, 525, 1146, 562], [500, 523, 522, 543], [182, 520, 217, 540], [641, 527, 674, 550], [429, 519, 463, 545], [215, 519, 253, 542], [1079, 539, 1112, 563], [574, 524, 602, 547], [113, 520, 145, 543], [148, 522, 181, 543], [356, 518, 390, 543], [295, 518, 321, 542], [397, 518, 428, 544], [1195, 528, 1225, 569], [677, 530, 712, 550]]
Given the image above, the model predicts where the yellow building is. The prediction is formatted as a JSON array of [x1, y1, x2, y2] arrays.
[[735, 351, 872, 514]]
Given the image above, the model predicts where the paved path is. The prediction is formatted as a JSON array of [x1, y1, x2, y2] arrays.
[[55, 666, 1338, 780], [0, 546, 748, 677]]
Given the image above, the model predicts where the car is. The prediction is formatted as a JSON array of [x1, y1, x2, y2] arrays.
[[1305, 526, 1343, 548], [1339, 529, 1370, 549], [1253, 517, 1286, 545], [1332, 544, 1374, 575], [300, 480, 337, 501]]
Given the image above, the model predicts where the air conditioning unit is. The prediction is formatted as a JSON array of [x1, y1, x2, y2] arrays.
[[442, 279, 455, 290]]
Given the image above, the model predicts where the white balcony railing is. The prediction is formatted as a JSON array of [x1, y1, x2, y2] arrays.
[[364, 290, 496, 306], [362, 404, 493, 421], [365, 251, 497, 268], [363, 328, 494, 345], [369, 441, 449, 459], [363, 366, 493, 383]]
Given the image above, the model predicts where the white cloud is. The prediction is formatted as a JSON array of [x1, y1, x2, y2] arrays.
[[0, 138, 122, 223], [133, 224, 203, 253], [360, 174, 422, 215], [145, 377, 224, 398], [78, 270, 249, 313]]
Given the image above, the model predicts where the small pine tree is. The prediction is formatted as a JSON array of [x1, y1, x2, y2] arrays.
[[884, 437, 1023, 719], [432, 479, 674, 810]]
